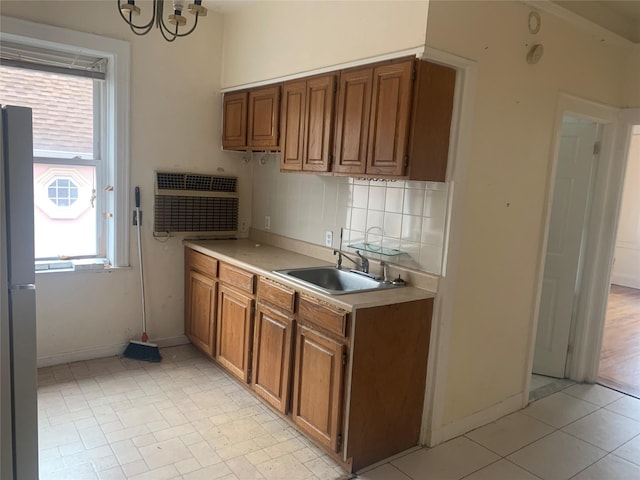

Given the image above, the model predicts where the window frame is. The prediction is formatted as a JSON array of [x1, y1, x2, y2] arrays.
[[0, 16, 131, 268]]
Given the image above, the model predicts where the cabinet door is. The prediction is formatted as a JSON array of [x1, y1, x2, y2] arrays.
[[216, 285, 254, 382], [186, 270, 217, 357], [222, 91, 248, 150], [292, 325, 345, 452], [406, 60, 456, 182], [251, 305, 293, 413], [280, 80, 306, 171], [333, 67, 373, 175], [248, 85, 280, 148], [302, 74, 335, 172], [366, 59, 414, 177]]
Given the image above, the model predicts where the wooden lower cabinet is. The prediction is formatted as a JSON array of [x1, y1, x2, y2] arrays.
[[251, 304, 293, 413], [291, 324, 345, 453], [184, 248, 435, 473], [216, 284, 254, 382], [185, 270, 217, 357]]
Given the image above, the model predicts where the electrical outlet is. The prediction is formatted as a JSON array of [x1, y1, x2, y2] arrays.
[[240, 220, 248, 233], [325, 230, 333, 248], [264, 216, 271, 230]]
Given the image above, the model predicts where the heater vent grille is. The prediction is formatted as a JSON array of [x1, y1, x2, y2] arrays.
[[156, 172, 237, 193], [154, 171, 239, 236]]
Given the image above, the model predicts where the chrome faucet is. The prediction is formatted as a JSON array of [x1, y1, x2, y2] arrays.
[[333, 249, 369, 273]]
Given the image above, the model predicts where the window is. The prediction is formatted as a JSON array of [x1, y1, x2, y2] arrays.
[[0, 17, 130, 268], [48, 178, 79, 207]]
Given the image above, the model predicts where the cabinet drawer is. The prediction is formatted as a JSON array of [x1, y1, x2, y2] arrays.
[[258, 278, 296, 313], [186, 248, 218, 276], [219, 262, 255, 294], [298, 296, 349, 338]]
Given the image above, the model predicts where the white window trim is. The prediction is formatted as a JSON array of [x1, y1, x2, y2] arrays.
[[0, 16, 131, 267]]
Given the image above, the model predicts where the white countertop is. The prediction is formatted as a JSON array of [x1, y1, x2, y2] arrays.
[[183, 239, 435, 311]]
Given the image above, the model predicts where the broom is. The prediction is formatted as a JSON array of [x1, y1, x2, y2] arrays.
[[123, 186, 162, 362]]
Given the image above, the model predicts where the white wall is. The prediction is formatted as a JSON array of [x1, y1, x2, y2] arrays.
[[251, 160, 448, 274], [612, 127, 640, 287], [425, 0, 630, 426], [0, 1, 252, 365], [221, 1, 429, 88], [623, 48, 640, 106]]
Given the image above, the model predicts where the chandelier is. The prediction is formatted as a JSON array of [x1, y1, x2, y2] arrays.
[[117, 0, 207, 42]]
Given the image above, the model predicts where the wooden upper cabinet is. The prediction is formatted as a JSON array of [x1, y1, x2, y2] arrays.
[[222, 91, 248, 149], [406, 60, 456, 182], [248, 85, 280, 149], [366, 59, 414, 177], [303, 75, 335, 172], [333, 67, 373, 175], [280, 80, 307, 171], [222, 57, 455, 179], [222, 85, 280, 151], [280, 74, 336, 173]]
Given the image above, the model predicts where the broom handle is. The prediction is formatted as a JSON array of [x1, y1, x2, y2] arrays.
[[135, 187, 148, 340]]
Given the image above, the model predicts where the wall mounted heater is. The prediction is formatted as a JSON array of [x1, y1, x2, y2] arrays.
[[153, 171, 239, 237]]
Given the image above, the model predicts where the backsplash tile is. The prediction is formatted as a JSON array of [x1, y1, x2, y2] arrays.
[[251, 158, 448, 275]]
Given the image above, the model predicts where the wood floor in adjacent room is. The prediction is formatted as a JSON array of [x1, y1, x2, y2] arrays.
[[598, 284, 640, 398]]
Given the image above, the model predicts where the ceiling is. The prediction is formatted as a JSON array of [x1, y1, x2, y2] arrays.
[[553, 0, 640, 43]]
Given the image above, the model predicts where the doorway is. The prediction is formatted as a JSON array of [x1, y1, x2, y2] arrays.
[[598, 124, 640, 398], [532, 116, 603, 382], [528, 99, 640, 405]]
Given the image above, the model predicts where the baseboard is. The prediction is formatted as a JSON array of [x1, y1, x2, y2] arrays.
[[610, 274, 640, 289], [37, 335, 190, 367], [355, 445, 422, 475], [429, 392, 524, 445]]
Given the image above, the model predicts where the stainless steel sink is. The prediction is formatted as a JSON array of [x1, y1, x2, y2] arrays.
[[272, 266, 402, 295]]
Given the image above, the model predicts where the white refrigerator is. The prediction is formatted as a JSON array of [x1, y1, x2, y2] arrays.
[[0, 105, 39, 479]]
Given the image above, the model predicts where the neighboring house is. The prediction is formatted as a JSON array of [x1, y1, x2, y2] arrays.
[[0, 0, 638, 447], [0, 67, 96, 258]]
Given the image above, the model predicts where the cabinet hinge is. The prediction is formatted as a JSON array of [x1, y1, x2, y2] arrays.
[[247, 368, 252, 383], [412, 65, 417, 81], [337, 433, 343, 449], [342, 351, 347, 366], [404, 155, 409, 167], [593, 141, 601, 155]]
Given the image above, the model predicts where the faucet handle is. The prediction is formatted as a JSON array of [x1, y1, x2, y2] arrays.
[[380, 260, 391, 284], [333, 250, 342, 269], [355, 250, 369, 273]]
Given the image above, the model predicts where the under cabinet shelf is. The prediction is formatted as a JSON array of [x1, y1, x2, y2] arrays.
[[347, 242, 404, 257]]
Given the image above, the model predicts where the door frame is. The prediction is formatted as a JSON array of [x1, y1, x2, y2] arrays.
[[526, 95, 639, 393]]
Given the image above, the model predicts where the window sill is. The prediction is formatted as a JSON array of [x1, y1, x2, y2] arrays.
[[35, 259, 130, 274]]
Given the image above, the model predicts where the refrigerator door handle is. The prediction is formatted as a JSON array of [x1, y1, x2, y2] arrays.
[[10, 284, 36, 290]]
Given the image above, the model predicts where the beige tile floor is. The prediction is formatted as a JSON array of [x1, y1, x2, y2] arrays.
[[361, 384, 640, 480], [37, 345, 348, 480], [39, 346, 640, 480]]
